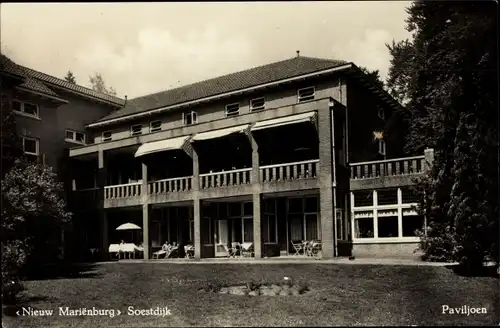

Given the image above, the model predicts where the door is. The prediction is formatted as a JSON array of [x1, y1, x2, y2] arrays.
[[242, 218, 253, 243], [215, 220, 229, 257]]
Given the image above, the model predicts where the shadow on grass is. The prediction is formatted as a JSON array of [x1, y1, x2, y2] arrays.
[[445, 264, 499, 278], [24, 262, 102, 281]]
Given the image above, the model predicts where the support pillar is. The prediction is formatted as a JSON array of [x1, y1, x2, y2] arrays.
[[141, 162, 150, 259], [98, 150, 108, 260], [192, 150, 202, 260], [250, 133, 262, 259], [318, 105, 336, 259]]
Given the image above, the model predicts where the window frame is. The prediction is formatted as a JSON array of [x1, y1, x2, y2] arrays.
[[102, 131, 112, 142], [149, 120, 162, 133], [250, 97, 266, 111], [22, 136, 39, 156], [182, 111, 198, 126], [378, 139, 386, 156], [377, 107, 385, 120], [12, 99, 40, 118], [65, 129, 86, 144], [297, 86, 315, 103], [130, 124, 143, 136], [225, 102, 240, 117]]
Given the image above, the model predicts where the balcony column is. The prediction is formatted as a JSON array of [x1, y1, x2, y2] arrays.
[[248, 132, 262, 259], [318, 106, 336, 259], [141, 162, 151, 259], [98, 150, 108, 260], [192, 149, 202, 260]]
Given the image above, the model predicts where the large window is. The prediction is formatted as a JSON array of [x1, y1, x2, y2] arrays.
[[402, 214, 424, 237], [13, 100, 39, 118], [354, 217, 374, 238], [354, 191, 374, 207], [377, 216, 398, 237], [377, 189, 398, 205], [262, 199, 277, 243]]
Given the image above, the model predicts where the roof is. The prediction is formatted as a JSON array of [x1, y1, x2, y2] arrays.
[[95, 56, 349, 123], [0, 54, 124, 106]]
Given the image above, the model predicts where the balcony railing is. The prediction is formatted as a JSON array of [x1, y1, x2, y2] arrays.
[[260, 159, 319, 182], [104, 182, 141, 200], [200, 168, 252, 189], [149, 176, 192, 194], [350, 156, 426, 180]]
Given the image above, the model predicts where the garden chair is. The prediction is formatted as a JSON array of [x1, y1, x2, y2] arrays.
[[291, 241, 304, 256], [223, 244, 235, 258], [241, 242, 254, 257]]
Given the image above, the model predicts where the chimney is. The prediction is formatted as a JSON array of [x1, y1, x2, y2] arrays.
[[124, 95, 128, 106], [296, 50, 300, 57]]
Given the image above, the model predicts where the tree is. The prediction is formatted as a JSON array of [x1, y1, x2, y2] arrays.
[[1, 94, 24, 177], [386, 1, 498, 268], [89, 72, 117, 96], [2, 160, 72, 279], [359, 66, 385, 90], [64, 70, 76, 84]]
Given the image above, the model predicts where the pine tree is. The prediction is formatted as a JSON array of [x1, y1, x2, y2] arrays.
[[89, 72, 117, 96], [64, 70, 76, 84]]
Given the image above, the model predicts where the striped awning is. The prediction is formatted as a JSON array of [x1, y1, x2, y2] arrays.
[[135, 136, 190, 158]]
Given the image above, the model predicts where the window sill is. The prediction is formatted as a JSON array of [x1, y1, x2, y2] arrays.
[[13, 110, 41, 121], [64, 138, 86, 146]]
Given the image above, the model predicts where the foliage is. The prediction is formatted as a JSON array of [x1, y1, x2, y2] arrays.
[[358, 66, 385, 90], [89, 72, 117, 96], [1, 93, 24, 177], [64, 70, 76, 84], [386, 1, 498, 267], [1, 160, 72, 280]]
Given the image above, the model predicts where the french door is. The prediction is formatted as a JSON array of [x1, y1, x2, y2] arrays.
[[215, 220, 229, 257]]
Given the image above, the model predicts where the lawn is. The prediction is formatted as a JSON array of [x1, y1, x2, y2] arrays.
[[3, 262, 498, 327]]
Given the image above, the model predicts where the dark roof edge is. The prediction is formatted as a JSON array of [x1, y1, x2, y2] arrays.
[[16, 86, 70, 104], [45, 82, 124, 107], [87, 62, 354, 128]]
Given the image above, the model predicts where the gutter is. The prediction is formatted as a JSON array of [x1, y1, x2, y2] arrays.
[[87, 63, 354, 128], [16, 86, 70, 104]]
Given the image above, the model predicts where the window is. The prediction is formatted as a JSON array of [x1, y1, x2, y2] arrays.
[[65, 129, 86, 144], [243, 202, 253, 216], [402, 214, 425, 237], [304, 197, 318, 213], [353, 191, 373, 207], [22, 137, 39, 162], [150, 120, 162, 133], [262, 214, 277, 243], [130, 124, 142, 136], [402, 188, 420, 204], [225, 103, 240, 117], [354, 217, 374, 238], [378, 139, 386, 156], [13, 100, 39, 118], [297, 86, 315, 103], [377, 189, 398, 205], [377, 107, 385, 120], [227, 202, 242, 217], [102, 131, 112, 142], [377, 216, 398, 237], [250, 97, 265, 111], [183, 111, 198, 125], [288, 198, 303, 213]]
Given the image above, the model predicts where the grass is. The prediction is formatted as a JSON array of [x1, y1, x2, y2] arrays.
[[3, 262, 498, 327]]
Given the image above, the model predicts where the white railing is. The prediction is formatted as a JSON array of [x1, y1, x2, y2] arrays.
[[148, 176, 193, 194], [200, 168, 252, 189], [260, 159, 319, 182], [350, 155, 426, 180], [104, 182, 141, 199]]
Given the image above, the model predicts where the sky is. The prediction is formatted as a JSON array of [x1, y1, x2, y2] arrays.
[[1, 2, 412, 99]]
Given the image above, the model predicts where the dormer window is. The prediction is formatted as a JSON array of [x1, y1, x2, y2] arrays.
[[183, 111, 198, 125], [250, 97, 265, 111], [102, 131, 112, 142], [377, 107, 385, 120], [131, 124, 142, 136], [150, 120, 162, 133], [65, 129, 86, 144], [225, 103, 240, 117], [297, 86, 315, 103]]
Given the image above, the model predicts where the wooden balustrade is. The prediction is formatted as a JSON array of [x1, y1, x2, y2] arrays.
[[350, 156, 426, 180], [148, 176, 192, 194], [260, 159, 319, 182], [104, 182, 141, 200], [200, 168, 252, 189]]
